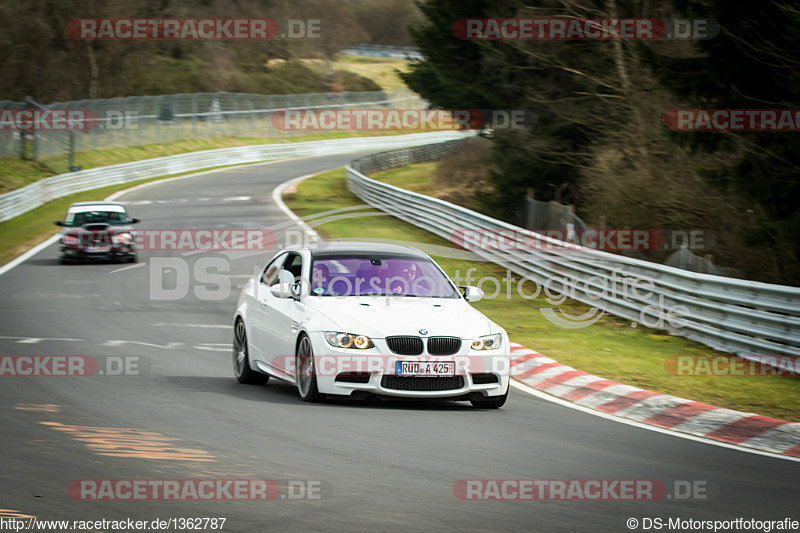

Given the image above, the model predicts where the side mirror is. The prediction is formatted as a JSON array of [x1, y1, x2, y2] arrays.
[[270, 283, 294, 299], [277, 269, 295, 284], [461, 285, 484, 302], [270, 282, 301, 300], [54, 221, 65, 227], [128, 217, 140, 224]]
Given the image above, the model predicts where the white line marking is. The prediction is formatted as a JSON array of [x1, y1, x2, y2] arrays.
[[222, 196, 252, 202], [0, 335, 84, 343], [103, 159, 290, 203], [271, 173, 320, 242], [509, 380, 800, 463], [0, 234, 60, 277], [151, 323, 231, 329], [195, 345, 231, 352], [102, 339, 184, 349], [109, 263, 145, 274]]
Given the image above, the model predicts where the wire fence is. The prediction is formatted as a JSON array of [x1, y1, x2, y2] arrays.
[[0, 89, 424, 161]]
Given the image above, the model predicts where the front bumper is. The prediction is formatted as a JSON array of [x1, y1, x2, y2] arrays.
[[305, 331, 511, 399], [59, 245, 135, 261]]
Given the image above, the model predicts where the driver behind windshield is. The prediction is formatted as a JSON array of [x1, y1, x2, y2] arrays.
[[389, 260, 417, 294], [68, 211, 126, 226]]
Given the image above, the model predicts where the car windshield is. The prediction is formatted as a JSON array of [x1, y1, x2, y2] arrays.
[[310, 254, 459, 298], [65, 210, 127, 226]]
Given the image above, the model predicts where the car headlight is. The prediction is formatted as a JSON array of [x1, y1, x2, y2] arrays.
[[324, 332, 374, 350], [112, 232, 132, 245], [62, 235, 79, 246], [471, 334, 502, 351]]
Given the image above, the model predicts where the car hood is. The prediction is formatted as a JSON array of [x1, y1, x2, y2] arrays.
[[307, 296, 497, 339]]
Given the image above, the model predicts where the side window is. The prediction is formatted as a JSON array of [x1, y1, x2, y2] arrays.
[[284, 253, 303, 280], [261, 253, 286, 286]]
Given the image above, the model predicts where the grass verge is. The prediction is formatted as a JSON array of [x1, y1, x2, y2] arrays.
[[285, 168, 800, 421], [300, 56, 411, 92], [371, 162, 440, 195]]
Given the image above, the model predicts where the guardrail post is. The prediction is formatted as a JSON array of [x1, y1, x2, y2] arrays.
[[68, 131, 77, 171], [248, 94, 255, 136]]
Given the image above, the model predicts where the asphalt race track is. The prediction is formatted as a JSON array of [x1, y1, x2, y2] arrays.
[[0, 152, 797, 533]]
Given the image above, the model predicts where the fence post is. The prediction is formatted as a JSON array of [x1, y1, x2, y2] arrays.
[[249, 94, 255, 136]]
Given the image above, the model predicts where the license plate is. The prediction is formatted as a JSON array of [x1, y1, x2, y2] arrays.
[[395, 361, 455, 376], [85, 245, 111, 252]]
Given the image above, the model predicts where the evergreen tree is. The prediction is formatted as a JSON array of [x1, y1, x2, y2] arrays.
[[640, 0, 800, 277]]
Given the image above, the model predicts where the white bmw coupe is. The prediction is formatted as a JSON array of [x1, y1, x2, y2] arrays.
[[233, 242, 511, 408]]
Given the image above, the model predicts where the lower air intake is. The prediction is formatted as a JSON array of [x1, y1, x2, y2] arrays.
[[470, 373, 499, 384], [380, 376, 465, 391]]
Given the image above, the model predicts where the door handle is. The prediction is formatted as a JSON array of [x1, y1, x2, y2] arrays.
[[291, 322, 299, 331]]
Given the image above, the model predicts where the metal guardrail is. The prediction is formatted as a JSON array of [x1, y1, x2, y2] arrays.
[[339, 45, 423, 60], [346, 140, 800, 360], [0, 89, 424, 160], [0, 131, 467, 223]]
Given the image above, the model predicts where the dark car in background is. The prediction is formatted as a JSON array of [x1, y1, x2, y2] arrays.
[[55, 201, 139, 263]]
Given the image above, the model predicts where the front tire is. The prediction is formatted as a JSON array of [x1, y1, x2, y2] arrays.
[[470, 389, 508, 409], [233, 319, 268, 385], [296, 334, 323, 402]]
